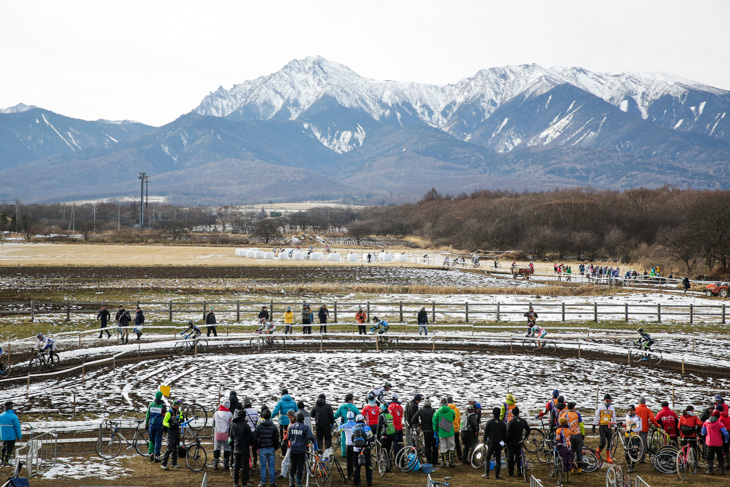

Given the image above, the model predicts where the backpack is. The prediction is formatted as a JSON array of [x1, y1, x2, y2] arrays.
[[352, 423, 367, 447]]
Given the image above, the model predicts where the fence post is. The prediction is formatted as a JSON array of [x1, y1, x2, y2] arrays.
[[465, 302, 469, 323], [26, 372, 30, 398], [692, 338, 695, 354], [432, 334, 435, 352], [203, 300, 207, 321], [367, 302, 371, 322], [594, 303, 598, 322], [561, 303, 565, 322], [510, 336, 513, 353], [78, 333, 81, 348], [689, 304, 693, 324], [82, 362, 85, 384], [399, 302, 403, 323], [627, 348, 631, 365], [723, 304, 726, 324], [496, 303, 500, 322], [657, 304, 662, 323], [578, 341, 581, 359], [169, 301, 173, 321], [332, 301, 337, 323], [30, 300, 34, 322], [625, 303, 628, 322], [236, 300, 240, 322], [432, 302, 436, 324], [73, 392, 76, 417], [113, 357, 116, 369], [270, 300, 274, 320], [66, 300, 70, 321]]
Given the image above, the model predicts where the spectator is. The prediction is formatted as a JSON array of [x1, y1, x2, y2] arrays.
[[468, 395, 482, 425], [387, 393, 404, 457], [288, 412, 317, 487], [116, 305, 131, 344], [145, 391, 167, 462], [433, 397, 456, 467], [635, 397, 658, 463], [482, 407, 506, 479], [256, 408, 280, 487], [284, 307, 294, 335], [297, 401, 312, 430], [0, 401, 21, 467], [96, 304, 111, 339], [206, 308, 217, 337], [417, 307, 429, 335], [160, 399, 183, 470], [447, 396, 462, 461], [716, 404, 730, 471], [212, 399, 232, 471], [701, 395, 725, 422], [272, 389, 297, 453], [655, 401, 680, 443], [258, 306, 269, 322], [302, 304, 312, 334], [404, 394, 422, 445], [702, 410, 729, 475], [134, 306, 145, 340], [318, 304, 329, 334], [242, 397, 259, 470], [412, 398, 437, 465], [229, 409, 255, 487], [334, 393, 360, 458], [461, 404, 479, 465], [311, 393, 335, 451], [355, 306, 367, 335], [505, 406, 530, 477], [351, 414, 373, 487], [682, 276, 691, 293]]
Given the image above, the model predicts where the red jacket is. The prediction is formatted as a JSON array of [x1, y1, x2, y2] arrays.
[[678, 413, 702, 438], [388, 402, 404, 431], [362, 404, 380, 427], [635, 404, 657, 433], [720, 411, 730, 432], [655, 407, 679, 439], [702, 417, 729, 447]]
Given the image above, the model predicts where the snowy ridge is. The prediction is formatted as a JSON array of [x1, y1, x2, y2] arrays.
[[0, 103, 35, 114], [194, 57, 730, 154]]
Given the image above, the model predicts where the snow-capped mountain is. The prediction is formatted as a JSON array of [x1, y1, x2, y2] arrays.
[[0, 103, 36, 114], [195, 56, 730, 153]]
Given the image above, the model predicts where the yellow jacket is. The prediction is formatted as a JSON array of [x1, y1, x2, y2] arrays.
[[448, 404, 461, 432], [284, 311, 294, 324]]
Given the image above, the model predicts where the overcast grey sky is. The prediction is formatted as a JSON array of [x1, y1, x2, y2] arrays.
[[2, 0, 728, 126]]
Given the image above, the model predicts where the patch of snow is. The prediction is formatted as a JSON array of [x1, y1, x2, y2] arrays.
[[41, 114, 75, 151], [619, 100, 629, 112], [674, 119, 684, 129]]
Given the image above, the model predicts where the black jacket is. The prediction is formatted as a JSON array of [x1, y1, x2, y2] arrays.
[[318, 307, 328, 323], [206, 312, 216, 325], [229, 410, 255, 454], [405, 400, 420, 426], [417, 310, 428, 324], [411, 406, 435, 433], [505, 416, 531, 445], [311, 397, 335, 429], [256, 419, 280, 449], [229, 393, 243, 415], [258, 310, 270, 320], [483, 418, 507, 446], [135, 310, 145, 326], [118, 310, 131, 326], [97, 309, 110, 325]]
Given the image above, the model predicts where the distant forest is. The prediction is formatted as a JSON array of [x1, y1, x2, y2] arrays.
[[2, 187, 729, 275]]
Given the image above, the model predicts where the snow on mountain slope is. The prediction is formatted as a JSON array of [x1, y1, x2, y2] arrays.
[[0, 103, 36, 114]]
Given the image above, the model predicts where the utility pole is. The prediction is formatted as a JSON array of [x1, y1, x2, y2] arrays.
[[145, 176, 151, 229], [138, 172, 147, 230], [117, 201, 121, 231], [93, 203, 96, 233], [13, 199, 21, 233]]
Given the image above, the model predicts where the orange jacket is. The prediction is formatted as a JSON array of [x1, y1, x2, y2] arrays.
[[635, 404, 658, 433]]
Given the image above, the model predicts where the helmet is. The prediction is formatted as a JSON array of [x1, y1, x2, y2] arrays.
[[187, 321, 194, 326], [637, 328, 644, 334], [367, 393, 375, 403], [552, 389, 559, 398], [36, 332, 43, 339], [355, 414, 365, 423], [604, 394, 612, 401], [372, 316, 379, 322], [715, 394, 724, 402], [347, 411, 355, 420], [384, 381, 392, 389], [174, 399, 182, 406]]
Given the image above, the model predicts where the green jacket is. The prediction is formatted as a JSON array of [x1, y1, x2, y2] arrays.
[[433, 405, 456, 438], [334, 403, 360, 424], [145, 398, 167, 427]]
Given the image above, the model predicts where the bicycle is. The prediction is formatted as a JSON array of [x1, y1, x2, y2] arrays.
[[676, 439, 698, 480], [0, 358, 10, 378], [29, 349, 60, 373], [183, 403, 208, 431], [180, 417, 208, 472], [652, 444, 679, 474], [248, 331, 285, 350], [363, 333, 398, 349], [629, 341, 662, 365], [577, 446, 602, 473], [95, 419, 149, 459], [174, 335, 208, 355], [521, 337, 557, 353], [547, 438, 567, 486], [647, 424, 671, 456], [534, 417, 556, 464], [371, 437, 391, 476], [323, 448, 346, 484], [606, 465, 630, 487], [305, 445, 331, 487], [609, 421, 644, 463], [422, 462, 450, 487], [395, 425, 426, 472]]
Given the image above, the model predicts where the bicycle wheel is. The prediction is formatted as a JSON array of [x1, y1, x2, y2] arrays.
[[609, 431, 620, 459], [581, 447, 601, 473], [173, 341, 187, 355], [0, 361, 11, 378], [29, 357, 43, 374], [95, 433, 123, 459], [606, 466, 618, 487], [185, 443, 207, 472], [521, 448, 529, 482], [48, 352, 60, 369], [184, 404, 208, 431], [629, 349, 643, 363], [536, 438, 551, 464], [524, 429, 544, 453], [363, 337, 376, 349], [676, 449, 687, 480], [686, 447, 697, 476], [377, 447, 389, 476], [470, 444, 485, 469], [541, 341, 557, 353], [522, 339, 538, 352], [193, 339, 207, 353], [652, 445, 678, 474], [395, 445, 417, 471], [649, 352, 662, 365], [386, 336, 398, 348], [627, 435, 644, 463], [273, 336, 285, 349], [133, 428, 149, 457]]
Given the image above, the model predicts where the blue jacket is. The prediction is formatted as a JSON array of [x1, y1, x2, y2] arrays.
[[287, 421, 316, 454], [0, 410, 22, 441], [272, 394, 297, 426]]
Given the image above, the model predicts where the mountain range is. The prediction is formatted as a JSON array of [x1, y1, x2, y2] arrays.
[[2, 56, 729, 205]]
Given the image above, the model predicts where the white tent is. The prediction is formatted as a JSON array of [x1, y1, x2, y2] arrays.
[[293, 252, 304, 260], [264, 252, 275, 259], [347, 253, 358, 262], [396, 254, 409, 262], [278, 252, 290, 260], [380, 253, 393, 262], [328, 253, 341, 261], [255, 251, 265, 259], [311, 252, 324, 261]]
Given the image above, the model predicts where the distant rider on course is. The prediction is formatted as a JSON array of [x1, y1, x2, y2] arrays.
[[35, 332, 56, 364], [524, 306, 538, 337], [636, 328, 654, 352]]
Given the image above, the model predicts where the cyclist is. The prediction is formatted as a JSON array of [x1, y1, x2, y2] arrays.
[[593, 393, 616, 464], [655, 401, 679, 443], [623, 405, 642, 473], [505, 406, 531, 477], [369, 316, 389, 337], [679, 405, 703, 458], [181, 321, 202, 352], [160, 398, 183, 470], [531, 323, 548, 348], [351, 414, 374, 487], [559, 402, 585, 473], [524, 306, 538, 337], [555, 417, 574, 476], [257, 318, 276, 335], [34, 333, 56, 364], [0, 346, 6, 374], [368, 381, 392, 406], [636, 328, 655, 355], [536, 390, 561, 429]]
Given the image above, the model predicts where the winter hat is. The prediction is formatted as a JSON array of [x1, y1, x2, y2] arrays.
[[661, 401, 669, 408], [281, 389, 288, 395], [712, 410, 721, 418], [447, 396, 454, 403], [604, 394, 612, 401], [467, 395, 475, 403], [318, 393, 326, 400], [512, 407, 520, 416], [567, 402, 576, 409], [559, 417, 569, 426], [243, 397, 252, 408], [639, 397, 647, 405], [553, 390, 560, 398], [557, 395, 565, 404], [424, 399, 432, 407], [156, 391, 163, 400], [297, 401, 305, 409], [715, 394, 724, 402], [4, 401, 13, 411], [414, 394, 423, 401], [715, 404, 725, 412], [230, 391, 238, 399], [296, 412, 305, 422]]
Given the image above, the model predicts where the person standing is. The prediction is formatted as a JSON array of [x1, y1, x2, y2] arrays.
[[355, 306, 367, 335], [593, 394, 616, 464], [447, 396, 462, 461], [284, 306, 294, 335], [388, 393, 404, 458], [338, 411, 357, 480], [318, 304, 329, 334], [272, 389, 298, 453], [311, 393, 335, 451], [559, 402, 585, 473], [334, 393, 360, 458], [206, 308, 217, 337], [134, 306, 145, 340], [212, 400, 233, 471], [229, 409, 255, 487], [433, 397, 456, 467], [412, 398, 437, 465], [256, 409, 280, 487], [635, 397, 657, 463], [160, 399, 183, 470], [682, 276, 691, 293], [145, 391, 167, 462], [351, 414, 374, 487], [624, 405, 642, 473], [482, 407, 507, 479], [417, 307, 429, 336], [301, 303, 312, 334], [229, 391, 243, 416], [404, 394, 422, 446], [242, 397, 259, 470], [0, 401, 21, 467], [505, 407, 530, 477], [96, 304, 111, 338], [118, 306, 131, 344], [655, 401, 680, 443], [702, 410, 729, 475], [461, 404, 479, 465], [288, 412, 317, 487], [258, 306, 270, 322]]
